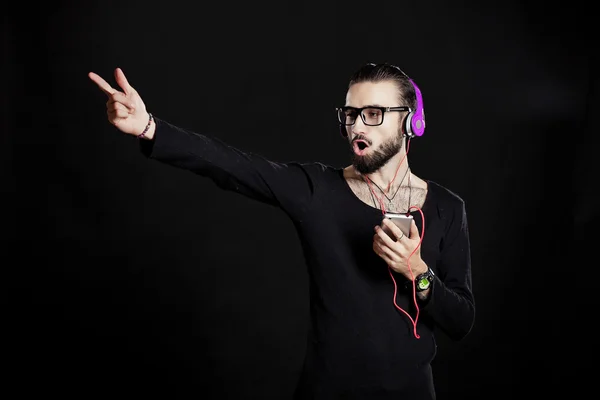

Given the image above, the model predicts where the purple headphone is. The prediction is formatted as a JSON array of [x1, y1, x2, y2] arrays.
[[339, 74, 425, 139], [405, 78, 425, 138]]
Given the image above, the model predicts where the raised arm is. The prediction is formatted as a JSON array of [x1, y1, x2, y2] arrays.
[[89, 68, 319, 215]]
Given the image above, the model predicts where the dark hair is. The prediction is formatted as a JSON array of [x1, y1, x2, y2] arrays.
[[348, 63, 417, 110]]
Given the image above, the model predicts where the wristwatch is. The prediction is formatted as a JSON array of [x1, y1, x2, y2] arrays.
[[415, 268, 435, 292]]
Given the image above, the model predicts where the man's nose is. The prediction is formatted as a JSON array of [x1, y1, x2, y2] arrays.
[[351, 115, 368, 135]]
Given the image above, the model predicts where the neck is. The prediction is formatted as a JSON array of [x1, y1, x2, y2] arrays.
[[364, 151, 410, 193]]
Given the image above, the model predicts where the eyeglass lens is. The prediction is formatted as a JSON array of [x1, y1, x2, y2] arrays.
[[338, 107, 383, 126]]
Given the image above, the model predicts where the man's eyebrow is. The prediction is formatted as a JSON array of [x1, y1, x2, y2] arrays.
[[344, 104, 384, 108]]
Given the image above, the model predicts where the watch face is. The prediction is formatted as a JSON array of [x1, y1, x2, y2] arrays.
[[417, 276, 430, 290]]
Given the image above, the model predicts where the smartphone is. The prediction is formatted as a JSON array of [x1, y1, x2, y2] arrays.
[[382, 212, 413, 239]]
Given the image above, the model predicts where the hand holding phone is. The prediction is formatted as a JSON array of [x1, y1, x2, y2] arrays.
[[382, 213, 413, 240]]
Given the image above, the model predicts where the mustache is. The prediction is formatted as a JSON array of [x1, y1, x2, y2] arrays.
[[352, 135, 372, 146]]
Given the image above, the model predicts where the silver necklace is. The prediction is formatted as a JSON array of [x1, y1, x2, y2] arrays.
[[364, 167, 411, 212]]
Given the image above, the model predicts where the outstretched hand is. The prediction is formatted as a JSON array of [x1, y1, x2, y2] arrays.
[[88, 68, 150, 136]]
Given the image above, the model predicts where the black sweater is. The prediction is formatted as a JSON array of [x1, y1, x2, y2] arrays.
[[140, 117, 475, 399]]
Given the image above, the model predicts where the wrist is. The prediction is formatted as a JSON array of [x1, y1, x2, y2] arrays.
[[142, 119, 156, 140], [411, 261, 428, 279], [137, 112, 155, 140], [414, 265, 435, 292]]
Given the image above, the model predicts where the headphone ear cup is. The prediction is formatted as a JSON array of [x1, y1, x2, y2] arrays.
[[408, 78, 425, 137], [411, 110, 425, 137], [404, 112, 414, 139]]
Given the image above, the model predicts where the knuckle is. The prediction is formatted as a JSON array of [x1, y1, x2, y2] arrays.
[[112, 92, 125, 103]]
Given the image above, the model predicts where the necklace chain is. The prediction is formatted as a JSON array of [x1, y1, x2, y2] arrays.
[[368, 167, 410, 202], [363, 167, 412, 213]]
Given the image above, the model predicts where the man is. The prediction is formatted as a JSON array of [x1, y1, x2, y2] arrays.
[[89, 63, 475, 399]]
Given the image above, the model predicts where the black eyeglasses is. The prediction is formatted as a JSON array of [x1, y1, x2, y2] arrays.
[[336, 106, 411, 126]]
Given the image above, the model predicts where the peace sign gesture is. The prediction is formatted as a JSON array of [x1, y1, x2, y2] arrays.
[[88, 67, 153, 137]]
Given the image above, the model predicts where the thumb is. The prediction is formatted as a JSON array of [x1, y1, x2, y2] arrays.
[[409, 219, 420, 239], [114, 67, 134, 95]]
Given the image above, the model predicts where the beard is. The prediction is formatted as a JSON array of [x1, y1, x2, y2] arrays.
[[350, 130, 404, 175]]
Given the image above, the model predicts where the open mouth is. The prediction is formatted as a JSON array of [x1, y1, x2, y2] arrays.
[[353, 140, 370, 156]]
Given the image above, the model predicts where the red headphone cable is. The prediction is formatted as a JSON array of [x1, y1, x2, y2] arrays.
[[363, 138, 425, 339]]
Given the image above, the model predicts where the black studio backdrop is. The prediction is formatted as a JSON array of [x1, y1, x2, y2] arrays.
[[4, 1, 596, 399]]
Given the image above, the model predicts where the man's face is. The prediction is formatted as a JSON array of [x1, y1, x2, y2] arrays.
[[343, 80, 405, 175]]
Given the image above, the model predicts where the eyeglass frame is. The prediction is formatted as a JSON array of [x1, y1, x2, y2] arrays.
[[336, 106, 412, 126]]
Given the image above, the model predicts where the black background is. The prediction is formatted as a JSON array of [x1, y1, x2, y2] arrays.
[[4, 1, 596, 398]]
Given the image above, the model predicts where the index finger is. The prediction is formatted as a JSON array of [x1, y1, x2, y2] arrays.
[[114, 68, 133, 95], [88, 71, 116, 96], [377, 221, 402, 244]]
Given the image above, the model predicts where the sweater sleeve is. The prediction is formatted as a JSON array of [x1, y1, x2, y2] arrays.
[[421, 200, 475, 340], [139, 117, 317, 216]]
